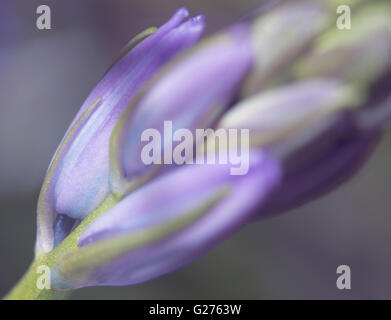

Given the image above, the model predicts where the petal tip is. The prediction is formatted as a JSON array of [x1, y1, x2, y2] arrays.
[[192, 14, 206, 24], [174, 7, 190, 20]]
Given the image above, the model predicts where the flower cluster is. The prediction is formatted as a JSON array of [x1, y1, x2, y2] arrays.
[[14, 0, 391, 293]]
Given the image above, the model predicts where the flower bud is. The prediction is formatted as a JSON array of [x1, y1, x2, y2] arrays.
[[51, 152, 280, 289], [242, 0, 331, 96], [110, 24, 253, 195], [36, 8, 205, 253], [219, 78, 360, 147], [242, 0, 391, 96], [293, 2, 391, 88], [261, 113, 380, 215], [218, 79, 391, 214]]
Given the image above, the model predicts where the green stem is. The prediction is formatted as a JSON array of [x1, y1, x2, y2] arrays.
[[3, 258, 69, 300], [4, 194, 120, 300]]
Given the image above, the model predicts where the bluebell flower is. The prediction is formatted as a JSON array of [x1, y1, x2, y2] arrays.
[[36, 8, 206, 252], [110, 24, 253, 195], [5, 1, 391, 300], [51, 152, 280, 289]]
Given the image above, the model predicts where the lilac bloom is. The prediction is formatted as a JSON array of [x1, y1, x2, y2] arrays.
[[294, 2, 391, 87], [51, 152, 281, 289], [110, 24, 253, 195], [218, 79, 360, 147], [261, 113, 381, 215], [217, 0, 391, 214], [242, 0, 330, 96], [262, 87, 391, 214], [6, 1, 391, 301], [218, 79, 391, 215], [36, 8, 205, 253], [242, 0, 391, 96]]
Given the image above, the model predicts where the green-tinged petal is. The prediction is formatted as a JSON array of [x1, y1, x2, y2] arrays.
[[219, 78, 361, 148], [51, 153, 281, 289], [242, 0, 331, 96], [36, 98, 101, 254], [294, 2, 391, 88], [109, 25, 253, 196]]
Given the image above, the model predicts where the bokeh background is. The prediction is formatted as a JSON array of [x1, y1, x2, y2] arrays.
[[1, 0, 391, 299]]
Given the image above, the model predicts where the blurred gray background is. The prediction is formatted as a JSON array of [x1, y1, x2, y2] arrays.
[[1, 0, 391, 299]]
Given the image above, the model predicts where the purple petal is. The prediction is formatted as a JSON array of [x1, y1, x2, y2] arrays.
[[260, 112, 380, 216], [36, 98, 102, 253], [242, 0, 329, 95], [51, 152, 281, 289], [36, 8, 205, 252], [294, 3, 391, 88], [111, 24, 253, 194], [51, 9, 205, 219], [219, 78, 359, 147], [256, 90, 391, 216]]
